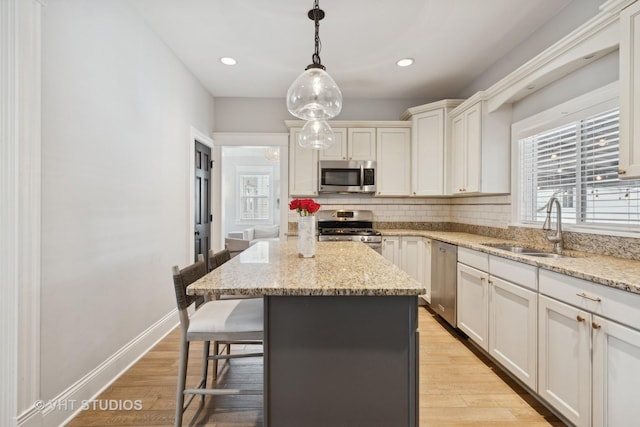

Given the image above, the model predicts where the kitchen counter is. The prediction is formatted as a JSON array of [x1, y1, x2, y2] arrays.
[[187, 240, 425, 297], [187, 240, 422, 427], [381, 229, 640, 295]]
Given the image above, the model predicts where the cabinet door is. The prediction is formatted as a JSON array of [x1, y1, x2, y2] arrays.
[[401, 236, 424, 285], [381, 236, 400, 266], [289, 129, 318, 196], [375, 128, 411, 196], [319, 128, 347, 161], [538, 295, 591, 427], [464, 103, 482, 193], [449, 114, 466, 194], [489, 276, 537, 390], [592, 315, 640, 427], [423, 239, 432, 304], [412, 110, 445, 195], [457, 262, 489, 351], [620, 1, 640, 179], [348, 128, 376, 160]]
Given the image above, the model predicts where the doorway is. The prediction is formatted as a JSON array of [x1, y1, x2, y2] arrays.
[[210, 133, 289, 250]]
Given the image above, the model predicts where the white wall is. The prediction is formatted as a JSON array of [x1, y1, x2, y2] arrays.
[[214, 97, 434, 132], [457, 0, 604, 98], [41, 0, 214, 410]]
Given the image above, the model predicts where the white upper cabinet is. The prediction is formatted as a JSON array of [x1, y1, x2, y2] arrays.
[[288, 128, 318, 197], [447, 93, 512, 195], [317, 128, 347, 161], [319, 128, 375, 161], [347, 128, 376, 160], [619, 1, 640, 179], [375, 127, 411, 196], [402, 100, 463, 196]]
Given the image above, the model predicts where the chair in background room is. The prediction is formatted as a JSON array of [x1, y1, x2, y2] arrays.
[[171, 254, 263, 427], [224, 237, 252, 258]]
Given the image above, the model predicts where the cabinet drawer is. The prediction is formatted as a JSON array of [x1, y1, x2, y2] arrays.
[[489, 255, 537, 291], [458, 247, 489, 271], [539, 269, 640, 331]]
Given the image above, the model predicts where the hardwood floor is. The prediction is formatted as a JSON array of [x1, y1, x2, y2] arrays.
[[66, 306, 565, 427]]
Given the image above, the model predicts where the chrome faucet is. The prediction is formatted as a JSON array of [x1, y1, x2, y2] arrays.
[[542, 196, 563, 252]]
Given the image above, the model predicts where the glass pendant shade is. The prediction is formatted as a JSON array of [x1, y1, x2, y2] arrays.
[[298, 119, 335, 149], [287, 68, 343, 120]]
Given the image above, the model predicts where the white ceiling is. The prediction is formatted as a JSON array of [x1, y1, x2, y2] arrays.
[[128, 0, 573, 100]]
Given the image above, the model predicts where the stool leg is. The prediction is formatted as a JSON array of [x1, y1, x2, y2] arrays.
[[201, 341, 210, 403], [212, 341, 220, 381], [175, 337, 189, 427]]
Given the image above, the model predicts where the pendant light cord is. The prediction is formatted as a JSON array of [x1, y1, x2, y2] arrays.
[[307, 0, 324, 70]]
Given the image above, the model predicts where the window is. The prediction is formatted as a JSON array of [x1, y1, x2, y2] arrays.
[[520, 107, 640, 228], [238, 173, 271, 221]]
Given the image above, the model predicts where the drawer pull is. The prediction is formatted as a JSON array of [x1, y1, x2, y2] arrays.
[[576, 315, 585, 322], [592, 322, 602, 330], [618, 169, 627, 175], [576, 292, 602, 302]]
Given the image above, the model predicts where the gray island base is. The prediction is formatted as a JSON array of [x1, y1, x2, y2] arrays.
[[187, 241, 425, 427], [266, 295, 418, 427]]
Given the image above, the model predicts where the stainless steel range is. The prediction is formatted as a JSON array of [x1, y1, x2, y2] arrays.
[[317, 210, 382, 253]]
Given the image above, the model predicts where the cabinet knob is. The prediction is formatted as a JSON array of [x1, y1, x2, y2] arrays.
[[592, 322, 602, 330], [618, 169, 627, 175], [576, 315, 585, 322]]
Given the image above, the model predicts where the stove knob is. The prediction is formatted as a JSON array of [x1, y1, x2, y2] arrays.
[[360, 236, 366, 242]]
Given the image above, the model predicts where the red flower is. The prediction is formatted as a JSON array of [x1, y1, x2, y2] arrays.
[[289, 198, 321, 216]]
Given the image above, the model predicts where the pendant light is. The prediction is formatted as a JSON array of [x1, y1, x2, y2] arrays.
[[298, 119, 335, 150], [287, 0, 342, 150]]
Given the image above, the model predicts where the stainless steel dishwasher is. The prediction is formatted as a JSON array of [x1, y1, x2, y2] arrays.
[[429, 240, 457, 327]]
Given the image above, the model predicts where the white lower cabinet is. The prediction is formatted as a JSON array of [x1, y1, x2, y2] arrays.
[[382, 235, 431, 303], [538, 269, 640, 427], [453, 248, 640, 427], [592, 315, 640, 427], [401, 236, 425, 287], [489, 276, 537, 390], [457, 262, 489, 351], [538, 294, 591, 426], [381, 236, 400, 265]]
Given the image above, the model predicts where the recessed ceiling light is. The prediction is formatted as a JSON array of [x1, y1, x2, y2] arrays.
[[396, 58, 414, 67], [220, 57, 237, 66]]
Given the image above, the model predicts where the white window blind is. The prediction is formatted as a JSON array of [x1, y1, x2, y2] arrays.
[[520, 108, 640, 227], [239, 174, 271, 221]]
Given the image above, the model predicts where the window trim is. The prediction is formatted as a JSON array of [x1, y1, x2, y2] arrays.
[[510, 82, 640, 237]]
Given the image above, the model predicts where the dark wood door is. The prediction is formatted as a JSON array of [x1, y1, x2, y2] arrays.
[[194, 141, 211, 264]]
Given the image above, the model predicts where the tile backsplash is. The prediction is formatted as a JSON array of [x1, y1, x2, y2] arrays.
[[287, 194, 640, 260], [288, 195, 511, 228]]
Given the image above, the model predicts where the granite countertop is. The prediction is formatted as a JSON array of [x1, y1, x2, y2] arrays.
[[187, 240, 425, 297], [381, 229, 640, 295]]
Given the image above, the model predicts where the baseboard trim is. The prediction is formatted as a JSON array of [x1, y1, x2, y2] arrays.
[[17, 309, 179, 427]]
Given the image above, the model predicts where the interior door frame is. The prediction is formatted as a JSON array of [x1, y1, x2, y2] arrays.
[[189, 127, 214, 264], [211, 132, 289, 251]]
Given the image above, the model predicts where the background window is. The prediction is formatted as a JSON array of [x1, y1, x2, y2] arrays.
[[238, 173, 271, 221], [520, 108, 640, 227]]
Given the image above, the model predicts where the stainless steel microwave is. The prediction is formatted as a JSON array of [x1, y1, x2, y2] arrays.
[[318, 160, 376, 193]]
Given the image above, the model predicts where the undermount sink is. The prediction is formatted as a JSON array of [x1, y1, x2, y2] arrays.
[[484, 244, 543, 253], [482, 243, 572, 259], [522, 252, 571, 259]]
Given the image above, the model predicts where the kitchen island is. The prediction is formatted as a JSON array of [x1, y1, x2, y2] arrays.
[[187, 240, 425, 427]]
